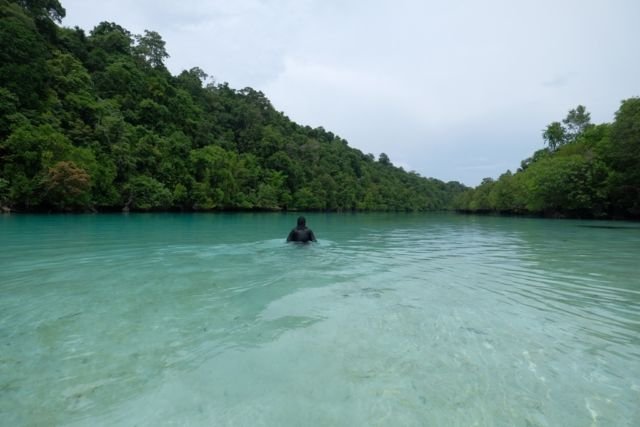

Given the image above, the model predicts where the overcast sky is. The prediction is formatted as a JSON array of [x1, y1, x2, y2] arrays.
[[62, 0, 639, 186]]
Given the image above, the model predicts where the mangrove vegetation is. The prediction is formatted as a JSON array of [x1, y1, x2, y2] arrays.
[[454, 101, 640, 219]]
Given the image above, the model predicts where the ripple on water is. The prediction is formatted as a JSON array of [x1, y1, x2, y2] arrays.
[[0, 214, 639, 426]]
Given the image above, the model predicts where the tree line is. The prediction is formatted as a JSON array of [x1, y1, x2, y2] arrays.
[[453, 100, 640, 219], [0, 0, 467, 212]]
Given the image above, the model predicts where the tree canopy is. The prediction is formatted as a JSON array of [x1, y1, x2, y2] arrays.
[[455, 100, 640, 219], [0, 1, 466, 212], [2, 1, 637, 218]]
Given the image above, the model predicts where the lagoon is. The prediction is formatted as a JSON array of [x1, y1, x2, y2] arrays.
[[1, 213, 639, 426]]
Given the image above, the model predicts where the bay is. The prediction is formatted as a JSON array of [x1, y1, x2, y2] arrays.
[[1, 213, 639, 426]]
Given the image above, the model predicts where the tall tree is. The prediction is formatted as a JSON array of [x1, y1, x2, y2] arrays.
[[543, 105, 592, 151], [13, 0, 65, 22], [563, 105, 592, 142], [542, 122, 566, 151], [134, 30, 169, 69]]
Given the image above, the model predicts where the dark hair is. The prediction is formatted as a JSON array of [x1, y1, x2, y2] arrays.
[[297, 216, 306, 227]]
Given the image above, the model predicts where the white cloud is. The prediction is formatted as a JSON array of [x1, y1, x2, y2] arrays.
[[62, 0, 640, 185]]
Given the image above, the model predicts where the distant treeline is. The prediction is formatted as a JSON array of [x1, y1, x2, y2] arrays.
[[0, 0, 467, 212], [453, 100, 640, 219]]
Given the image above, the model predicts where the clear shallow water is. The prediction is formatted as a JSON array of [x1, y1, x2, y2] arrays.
[[1, 213, 639, 426]]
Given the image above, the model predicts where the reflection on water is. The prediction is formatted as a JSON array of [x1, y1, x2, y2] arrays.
[[1, 213, 639, 426], [577, 224, 640, 230]]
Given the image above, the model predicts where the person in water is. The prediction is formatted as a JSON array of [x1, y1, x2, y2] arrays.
[[287, 216, 317, 243]]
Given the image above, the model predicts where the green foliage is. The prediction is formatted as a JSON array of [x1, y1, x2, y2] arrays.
[[134, 30, 169, 69], [9, 0, 65, 42], [6, 2, 637, 218], [0, 1, 48, 108], [13, 0, 65, 22], [1, 121, 70, 207], [0, 4, 468, 212], [0, 177, 9, 204], [605, 98, 640, 216], [0, 87, 20, 137], [378, 152, 391, 166], [542, 105, 592, 151], [126, 175, 172, 210], [542, 122, 565, 151], [563, 105, 592, 142], [459, 101, 638, 218]]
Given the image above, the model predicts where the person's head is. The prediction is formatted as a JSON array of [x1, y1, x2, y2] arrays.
[[297, 216, 306, 227]]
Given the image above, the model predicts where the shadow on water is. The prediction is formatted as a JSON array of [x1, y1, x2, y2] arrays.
[[577, 224, 640, 230]]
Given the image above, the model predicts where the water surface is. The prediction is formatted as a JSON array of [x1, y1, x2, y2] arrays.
[[1, 213, 639, 426]]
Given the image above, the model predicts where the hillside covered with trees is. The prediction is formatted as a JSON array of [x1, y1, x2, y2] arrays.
[[454, 100, 640, 219], [0, 0, 467, 212]]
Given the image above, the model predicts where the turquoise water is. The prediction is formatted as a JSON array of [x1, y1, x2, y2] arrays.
[[1, 213, 639, 426]]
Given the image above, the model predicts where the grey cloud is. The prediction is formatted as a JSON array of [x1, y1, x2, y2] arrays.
[[543, 73, 577, 88], [62, 0, 640, 185]]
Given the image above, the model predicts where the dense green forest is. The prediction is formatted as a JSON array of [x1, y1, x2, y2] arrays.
[[0, 0, 467, 212], [454, 101, 640, 219], [1, 1, 637, 218]]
